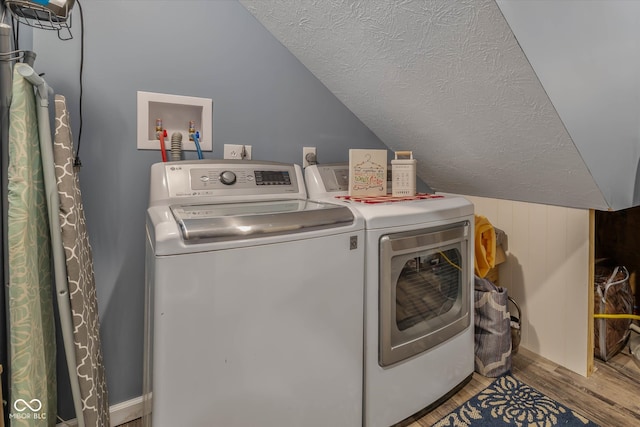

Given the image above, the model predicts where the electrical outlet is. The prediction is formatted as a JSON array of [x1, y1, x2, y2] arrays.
[[303, 147, 317, 168], [224, 144, 252, 160]]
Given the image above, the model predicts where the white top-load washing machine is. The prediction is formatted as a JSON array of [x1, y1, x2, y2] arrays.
[[305, 163, 475, 427], [144, 160, 365, 427]]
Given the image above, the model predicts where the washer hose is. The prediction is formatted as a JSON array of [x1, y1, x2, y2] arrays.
[[192, 131, 203, 160], [170, 132, 182, 161], [158, 129, 168, 162]]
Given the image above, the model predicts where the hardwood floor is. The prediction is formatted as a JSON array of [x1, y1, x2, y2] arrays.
[[117, 345, 640, 427], [404, 346, 640, 427]]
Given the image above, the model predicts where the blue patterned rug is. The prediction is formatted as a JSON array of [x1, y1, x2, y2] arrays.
[[433, 375, 599, 426]]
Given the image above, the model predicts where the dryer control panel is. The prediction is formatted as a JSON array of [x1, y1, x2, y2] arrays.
[[148, 160, 305, 206]]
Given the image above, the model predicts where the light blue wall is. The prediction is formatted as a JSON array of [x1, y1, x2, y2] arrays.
[[32, 0, 387, 418]]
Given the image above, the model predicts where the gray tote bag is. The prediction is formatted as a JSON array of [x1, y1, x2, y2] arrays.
[[474, 276, 512, 377]]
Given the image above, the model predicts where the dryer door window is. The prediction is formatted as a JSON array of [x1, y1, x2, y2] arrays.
[[379, 222, 471, 367]]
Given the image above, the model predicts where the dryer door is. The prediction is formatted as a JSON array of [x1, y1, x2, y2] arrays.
[[379, 221, 471, 367]]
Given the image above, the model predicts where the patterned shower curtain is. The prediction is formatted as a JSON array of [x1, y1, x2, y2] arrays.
[[8, 67, 57, 425]]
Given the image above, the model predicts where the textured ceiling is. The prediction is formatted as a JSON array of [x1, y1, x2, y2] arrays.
[[240, 0, 609, 210]]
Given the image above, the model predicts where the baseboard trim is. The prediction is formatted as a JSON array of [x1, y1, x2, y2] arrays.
[[56, 395, 145, 427]]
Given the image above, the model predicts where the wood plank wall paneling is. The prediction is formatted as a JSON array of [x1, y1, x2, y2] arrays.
[[463, 195, 591, 376]]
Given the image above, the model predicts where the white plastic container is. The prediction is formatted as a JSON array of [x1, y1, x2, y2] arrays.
[[391, 151, 417, 197]]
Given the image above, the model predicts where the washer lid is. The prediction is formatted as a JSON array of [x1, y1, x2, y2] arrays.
[[170, 199, 355, 242]]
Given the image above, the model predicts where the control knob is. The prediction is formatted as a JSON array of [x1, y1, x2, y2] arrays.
[[219, 170, 237, 185]]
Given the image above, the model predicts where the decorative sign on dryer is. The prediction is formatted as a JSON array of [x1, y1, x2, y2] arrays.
[[348, 149, 388, 197]]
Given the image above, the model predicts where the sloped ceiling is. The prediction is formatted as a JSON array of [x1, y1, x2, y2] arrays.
[[239, 0, 610, 210], [496, 0, 640, 211]]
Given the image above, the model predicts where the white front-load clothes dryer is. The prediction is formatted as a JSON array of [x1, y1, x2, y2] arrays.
[[305, 163, 475, 427], [143, 160, 365, 427]]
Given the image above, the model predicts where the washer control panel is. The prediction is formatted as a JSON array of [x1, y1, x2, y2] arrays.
[[154, 161, 301, 201]]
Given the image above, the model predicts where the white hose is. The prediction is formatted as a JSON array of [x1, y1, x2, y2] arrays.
[[170, 132, 182, 161]]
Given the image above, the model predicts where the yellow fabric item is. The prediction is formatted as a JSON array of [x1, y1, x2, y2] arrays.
[[474, 214, 496, 278]]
